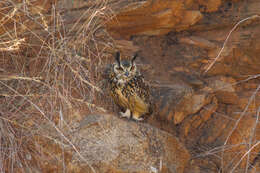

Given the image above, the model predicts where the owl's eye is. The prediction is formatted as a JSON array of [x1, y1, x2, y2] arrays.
[[116, 67, 124, 71]]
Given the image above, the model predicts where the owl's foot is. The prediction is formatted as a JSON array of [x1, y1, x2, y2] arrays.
[[132, 114, 144, 121], [132, 116, 144, 121], [119, 109, 131, 119]]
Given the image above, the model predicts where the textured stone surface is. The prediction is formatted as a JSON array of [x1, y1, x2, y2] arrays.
[[150, 82, 215, 125], [106, 0, 203, 38], [206, 76, 238, 104], [69, 114, 190, 173]]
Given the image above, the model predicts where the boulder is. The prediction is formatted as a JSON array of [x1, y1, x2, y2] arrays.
[[69, 114, 190, 173]]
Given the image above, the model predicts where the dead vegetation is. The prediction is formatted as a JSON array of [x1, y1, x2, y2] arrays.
[[0, 0, 117, 171]]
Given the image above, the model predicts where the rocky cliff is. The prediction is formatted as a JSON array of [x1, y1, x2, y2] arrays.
[[0, 0, 259, 173]]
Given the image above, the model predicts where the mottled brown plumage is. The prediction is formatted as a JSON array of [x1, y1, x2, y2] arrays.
[[108, 52, 152, 121]]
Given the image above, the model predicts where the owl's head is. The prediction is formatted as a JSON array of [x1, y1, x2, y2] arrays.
[[112, 52, 138, 84]]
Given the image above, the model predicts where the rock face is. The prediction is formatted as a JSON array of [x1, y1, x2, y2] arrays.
[[106, 0, 203, 38], [151, 83, 216, 125], [69, 114, 190, 173], [105, 0, 260, 172], [206, 76, 238, 104]]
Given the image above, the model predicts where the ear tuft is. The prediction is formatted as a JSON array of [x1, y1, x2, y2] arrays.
[[115, 51, 121, 66], [131, 53, 138, 64]]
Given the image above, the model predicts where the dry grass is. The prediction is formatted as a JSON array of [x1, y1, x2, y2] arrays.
[[0, 0, 120, 172]]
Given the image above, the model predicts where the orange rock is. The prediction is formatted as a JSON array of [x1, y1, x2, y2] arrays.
[[174, 90, 214, 124], [179, 96, 218, 144], [152, 82, 194, 123], [114, 40, 140, 54], [206, 76, 239, 104], [198, 0, 222, 12], [175, 10, 203, 31], [179, 36, 217, 49], [203, 32, 260, 77], [184, 158, 219, 173], [250, 160, 260, 173], [106, 0, 202, 38], [221, 113, 260, 172], [69, 114, 190, 173], [237, 91, 260, 112]]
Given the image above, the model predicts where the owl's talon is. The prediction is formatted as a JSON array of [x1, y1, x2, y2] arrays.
[[119, 109, 131, 119], [132, 116, 144, 121]]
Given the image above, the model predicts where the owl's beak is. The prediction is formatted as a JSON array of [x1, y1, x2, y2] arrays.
[[124, 71, 129, 77]]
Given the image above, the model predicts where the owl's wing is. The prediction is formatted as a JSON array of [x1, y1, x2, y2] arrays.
[[110, 83, 128, 113], [133, 74, 151, 104], [123, 74, 152, 116]]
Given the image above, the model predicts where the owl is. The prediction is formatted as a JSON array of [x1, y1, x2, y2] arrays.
[[108, 52, 152, 121]]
